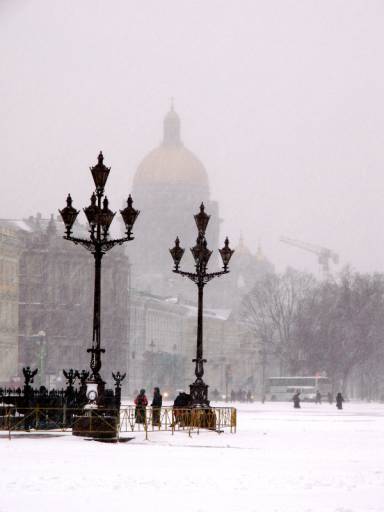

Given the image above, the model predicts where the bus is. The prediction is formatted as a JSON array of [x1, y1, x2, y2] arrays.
[[266, 376, 332, 402]]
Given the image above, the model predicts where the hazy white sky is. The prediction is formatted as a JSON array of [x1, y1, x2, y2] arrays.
[[1, 0, 384, 274]]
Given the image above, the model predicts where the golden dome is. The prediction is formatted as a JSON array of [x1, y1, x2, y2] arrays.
[[133, 106, 209, 188], [134, 145, 209, 187]]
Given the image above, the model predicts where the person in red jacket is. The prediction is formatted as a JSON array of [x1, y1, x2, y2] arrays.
[[134, 389, 148, 424]]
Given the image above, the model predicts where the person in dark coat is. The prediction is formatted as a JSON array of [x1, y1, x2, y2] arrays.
[[172, 391, 192, 426], [134, 389, 148, 424], [315, 390, 322, 404], [293, 391, 301, 408], [336, 392, 344, 410], [151, 387, 162, 427]]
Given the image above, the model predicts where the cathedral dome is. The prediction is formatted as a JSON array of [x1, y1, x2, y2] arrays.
[[134, 146, 209, 188], [133, 106, 209, 189]]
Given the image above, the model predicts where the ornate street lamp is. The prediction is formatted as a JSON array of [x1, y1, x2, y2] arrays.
[[169, 203, 234, 407], [59, 152, 139, 398]]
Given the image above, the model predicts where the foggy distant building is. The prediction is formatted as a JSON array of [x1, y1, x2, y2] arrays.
[[3, 214, 130, 387], [124, 107, 276, 397], [0, 226, 21, 384], [127, 287, 268, 399], [129, 106, 274, 310], [227, 235, 274, 306], [128, 290, 189, 394], [130, 105, 220, 297]]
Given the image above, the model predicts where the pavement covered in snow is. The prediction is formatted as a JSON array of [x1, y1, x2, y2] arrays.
[[0, 402, 383, 512]]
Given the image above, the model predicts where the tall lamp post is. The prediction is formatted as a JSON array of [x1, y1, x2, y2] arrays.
[[59, 152, 139, 398], [169, 203, 234, 407]]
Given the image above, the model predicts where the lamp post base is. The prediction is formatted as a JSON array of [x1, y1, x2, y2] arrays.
[[189, 378, 210, 408], [72, 410, 118, 439], [187, 380, 217, 430], [72, 377, 117, 439]]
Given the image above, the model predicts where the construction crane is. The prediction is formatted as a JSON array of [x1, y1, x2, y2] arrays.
[[280, 236, 339, 275]]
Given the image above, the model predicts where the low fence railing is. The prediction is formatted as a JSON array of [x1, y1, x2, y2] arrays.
[[120, 406, 237, 438], [0, 405, 237, 439]]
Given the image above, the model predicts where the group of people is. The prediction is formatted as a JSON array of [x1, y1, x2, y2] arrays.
[[134, 387, 346, 426], [134, 388, 193, 426], [134, 387, 162, 426], [293, 391, 345, 409]]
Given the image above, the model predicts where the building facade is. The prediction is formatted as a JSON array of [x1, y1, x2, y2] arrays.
[[127, 289, 265, 400], [128, 290, 189, 395], [3, 214, 130, 388]]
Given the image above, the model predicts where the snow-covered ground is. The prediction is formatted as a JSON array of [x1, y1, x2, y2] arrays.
[[1, 402, 383, 512]]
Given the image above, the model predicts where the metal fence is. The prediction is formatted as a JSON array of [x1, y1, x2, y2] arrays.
[[0, 405, 237, 440], [120, 406, 237, 438]]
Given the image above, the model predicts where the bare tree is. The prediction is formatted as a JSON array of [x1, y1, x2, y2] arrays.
[[296, 269, 384, 394], [241, 266, 384, 397], [240, 268, 315, 375]]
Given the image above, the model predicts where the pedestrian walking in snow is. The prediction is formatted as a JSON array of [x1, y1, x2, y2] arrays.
[[315, 390, 322, 404], [293, 391, 301, 408], [151, 387, 162, 427], [134, 388, 148, 424], [336, 392, 344, 410]]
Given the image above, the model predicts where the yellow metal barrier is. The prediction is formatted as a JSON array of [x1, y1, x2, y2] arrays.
[[118, 406, 236, 439], [0, 405, 237, 440]]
